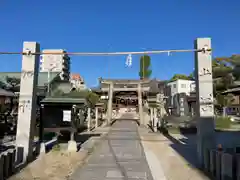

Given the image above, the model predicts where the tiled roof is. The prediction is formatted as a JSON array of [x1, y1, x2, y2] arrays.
[[41, 97, 86, 104], [0, 72, 60, 87], [71, 73, 81, 80], [222, 87, 240, 94], [0, 88, 15, 97]]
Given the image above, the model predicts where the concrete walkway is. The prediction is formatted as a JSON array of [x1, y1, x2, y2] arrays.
[[139, 128, 210, 180], [70, 113, 209, 180], [70, 115, 153, 180]]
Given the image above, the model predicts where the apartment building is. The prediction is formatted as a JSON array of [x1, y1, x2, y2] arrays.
[[40, 49, 71, 81]]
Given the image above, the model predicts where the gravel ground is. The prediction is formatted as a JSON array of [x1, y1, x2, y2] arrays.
[[8, 125, 109, 180], [9, 150, 89, 180]]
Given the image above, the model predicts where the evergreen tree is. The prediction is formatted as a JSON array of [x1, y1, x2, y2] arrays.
[[139, 55, 152, 79]]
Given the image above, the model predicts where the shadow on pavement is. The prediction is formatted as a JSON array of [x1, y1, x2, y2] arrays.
[[162, 128, 240, 180], [163, 131, 201, 169], [54, 130, 102, 151], [57, 131, 101, 143], [162, 131, 213, 179]]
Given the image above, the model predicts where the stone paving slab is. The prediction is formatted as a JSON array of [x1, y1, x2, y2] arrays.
[[139, 127, 210, 180], [70, 119, 153, 180]]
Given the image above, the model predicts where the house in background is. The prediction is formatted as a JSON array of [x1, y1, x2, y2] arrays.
[[167, 79, 195, 100], [70, 73, 86, 90], [165, 79, 196, 116]]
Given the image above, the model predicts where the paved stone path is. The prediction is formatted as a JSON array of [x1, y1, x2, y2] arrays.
[[71, 114, 153, 180]]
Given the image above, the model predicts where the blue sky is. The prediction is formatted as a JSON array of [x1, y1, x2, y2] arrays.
[[0, 0, 239, 87]]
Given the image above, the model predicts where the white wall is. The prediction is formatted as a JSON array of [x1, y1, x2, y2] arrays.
[[70, 79, 86, 90], [167, 79, 195, 95], [40, 49, 70, 74], [177, 79, 195, 95], [167, 79, 195, 106]]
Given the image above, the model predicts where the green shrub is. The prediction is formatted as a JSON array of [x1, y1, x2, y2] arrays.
[[215, 116, 231, 129], [52, 144, 61, 151], [167, 127, 180, 134]]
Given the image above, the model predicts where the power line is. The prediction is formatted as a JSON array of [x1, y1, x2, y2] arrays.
[[0, 48, 212, 56]]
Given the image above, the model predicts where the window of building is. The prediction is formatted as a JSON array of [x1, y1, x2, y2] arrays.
[[173, 84, 176, 88], [181, 84, 186, 88]]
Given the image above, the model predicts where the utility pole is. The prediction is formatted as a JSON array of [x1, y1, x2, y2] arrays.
[[47, 65, 56, 95]]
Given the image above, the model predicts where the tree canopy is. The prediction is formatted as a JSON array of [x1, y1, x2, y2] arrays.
[[6, 76, 20, 87], [139, 55, 152, 79], [188, 72, 194, 80], [167, 54, 240, 107], [169, 54, 240, 107], [5, 76, 20, 92], [169, 74, 192, 82], [215, 55, 240, 80]]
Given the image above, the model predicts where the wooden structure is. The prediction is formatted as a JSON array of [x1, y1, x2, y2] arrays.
[[39, 96, 87, 145], [221, 86, 240, 115]]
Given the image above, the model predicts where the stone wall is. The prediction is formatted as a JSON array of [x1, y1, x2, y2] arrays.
[[0, 148, 16, 179], [206, 148, 240, 179]]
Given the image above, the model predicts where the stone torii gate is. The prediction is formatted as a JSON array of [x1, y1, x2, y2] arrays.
[[15, 38, 214, 167], [98, 78, 152, 125]]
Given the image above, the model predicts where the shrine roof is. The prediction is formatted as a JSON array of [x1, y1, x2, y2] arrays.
[[222, 86, 240, 95], [99, 78, 151, 84], [0, 88, 15, 97], [97, 78, 166, 93], [41, 97, 86, 104]]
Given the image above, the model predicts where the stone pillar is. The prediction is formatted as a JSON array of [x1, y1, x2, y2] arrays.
[[138, 83, 143, 125], [15, 42, 40, 164], [107, 83, 113, 125], [68, 104, 77, 152], [158, 94, 165, 118], [87, 107, 91, 131], [39, 104, 45, 154], [70, 105, 76, 141], [150, 108, 153, 126], [223, 107, 227, 117], [95, 107, 99, 128], [195, 38, 215, 167], [153, 108, 158, 132]]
